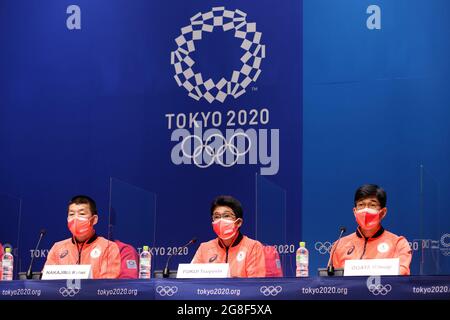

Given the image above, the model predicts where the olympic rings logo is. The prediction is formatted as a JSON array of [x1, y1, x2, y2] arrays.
[[315, 241, 332, 255], [366, 276, 392, 296], [181, 132, 251, 168], [171, 7, 265, 103], [156, 286, 179, 297], [368, 284, 392, 296], [59, 286, 80, 297], [260, 286, 282, 296]]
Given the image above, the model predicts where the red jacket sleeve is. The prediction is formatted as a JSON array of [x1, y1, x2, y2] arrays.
[[246, 241, 266, 278], [116, 241, 139, 279], [44, 243, 61, 266], [395, 237, 412, 275], [191, 243, 205, 263]]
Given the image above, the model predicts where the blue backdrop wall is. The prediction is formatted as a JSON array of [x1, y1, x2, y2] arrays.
[[1, 0, 449, 277]]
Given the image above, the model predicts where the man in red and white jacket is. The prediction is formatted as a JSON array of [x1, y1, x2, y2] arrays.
[[329, 184, 412, 275]]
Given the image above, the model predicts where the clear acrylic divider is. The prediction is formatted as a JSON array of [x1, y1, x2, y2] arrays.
[[255, 174, 288, 277], [108, 177, 156, 274], [417, 164, 448, 274]]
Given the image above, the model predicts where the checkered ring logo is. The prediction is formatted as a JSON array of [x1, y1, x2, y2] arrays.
[[440, 234, 450, 256], [441, 234, 450, 248], [171, 7, 266, 103], [260, 285, 282, 296], [156, 285, 179, 297]]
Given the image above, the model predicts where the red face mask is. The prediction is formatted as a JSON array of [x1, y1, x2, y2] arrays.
[[355, 208, 381, 230], [212, 218, 239, 240], [67, 216, 94, 239]]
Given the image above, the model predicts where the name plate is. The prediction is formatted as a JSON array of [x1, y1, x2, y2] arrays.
[[177, 263, 230, 278], [42, 265, 92, 280], [344, 258, 399, 276]]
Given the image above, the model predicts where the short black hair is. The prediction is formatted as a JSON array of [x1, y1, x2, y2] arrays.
[[69, 195, 98, 215], [354, 184, 387, 208], [210, 195, 243, 219]]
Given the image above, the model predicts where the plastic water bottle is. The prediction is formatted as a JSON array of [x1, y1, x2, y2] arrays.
[[296, 242, 309, 277], [2, 248, 14, 281], [139, 245, 151, 279]]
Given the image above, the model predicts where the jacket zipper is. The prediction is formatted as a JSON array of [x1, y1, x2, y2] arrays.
[[360, 238, 368, 259], [77, 243, 85, 265], [225, 247, 229, 263]]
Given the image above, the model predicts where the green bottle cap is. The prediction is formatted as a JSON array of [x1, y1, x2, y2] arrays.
[[143, 245, 149, 252], [300, 242, 305, 247], [5, 247, 12, 253]]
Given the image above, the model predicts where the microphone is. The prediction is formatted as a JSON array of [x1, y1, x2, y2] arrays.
[[163, 237, 197, 278], [26, 229, 46, 279], [327, 226, 346, 276]]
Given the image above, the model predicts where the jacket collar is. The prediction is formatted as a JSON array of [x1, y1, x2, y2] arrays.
[[218, 231, 243, 249], [71, 233, 98, 245], [356, 226, 384, 240]]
